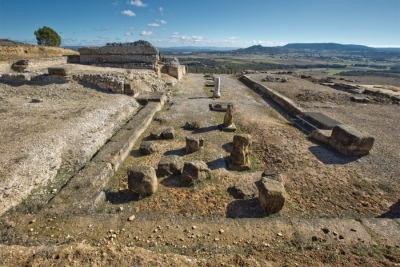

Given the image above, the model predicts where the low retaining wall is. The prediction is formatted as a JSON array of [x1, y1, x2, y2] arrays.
[[241, 75, 304, 116], [11, 57, 68, 72], [72, 73, 125, 93]]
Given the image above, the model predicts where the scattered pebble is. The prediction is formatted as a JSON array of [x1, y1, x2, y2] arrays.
[[128, 215, 135, 221]]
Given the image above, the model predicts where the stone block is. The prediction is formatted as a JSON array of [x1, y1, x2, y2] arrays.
[[256, 177, 286, 214], [229, 134, 251, 170], [328, 124, 374, 156], [161, 126, 175, 139], [182, 160, 211, 184], [157, 155, 183, 177], [186, 135, 204, 153], [128, 166, 158, 195], [139, 141, 156, 155]]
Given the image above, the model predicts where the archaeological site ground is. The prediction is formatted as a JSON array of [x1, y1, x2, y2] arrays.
[[0, 40, 399, 266]]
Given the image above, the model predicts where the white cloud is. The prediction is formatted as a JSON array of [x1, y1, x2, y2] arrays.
[[159, 7, 164, 15], [160, 20, 166, 24], [125, 26, 135, 36], [112, 1, 119, 6], [129, 0, 147, 7], [171, 32, 180, 38], [121, 10, 136, 16], [228, 36, 239, 40], [181, 35, 203, 42], [148, 23, 160, 27], [140, 30, 153, 36]]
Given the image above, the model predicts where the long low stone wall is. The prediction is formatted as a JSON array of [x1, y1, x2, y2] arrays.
[[11, 57, 68, 72], [241, 75, 304, 116], [71, 73, 125, 93]]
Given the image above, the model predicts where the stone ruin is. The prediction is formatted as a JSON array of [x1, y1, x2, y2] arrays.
[[78, 40, 159, 70], [213, 77, 221, 98], [161, 57, 187, 80], [221, 103, 237, 132], [262, 75, 289, 83], [228, 134, 252, 170]]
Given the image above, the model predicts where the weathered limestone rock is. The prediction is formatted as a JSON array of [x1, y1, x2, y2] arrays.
[[229, 134, 251, 170], [150, 126, 175, 139], [230, 179, 258, 199], [213, 77, 221, 98], [186, 136, 204, 153], [157, 155, 184, 177], [182, 160, 211, 184], [161, 126, 175, 139], [184, 121, 201, 130], [79, 40, 159, 70], [256, 177, 286, 214], [222, 103, 236, 132], [310, 129, 332, 144], [150, 128, 165, 139], [127, 166, 158, 195], [328, 124, 374, 156], [139, 141, 157, 155], [262, 168, 284, 184]]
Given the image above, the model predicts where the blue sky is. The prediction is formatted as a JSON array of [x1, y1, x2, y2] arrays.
[[0, 0, 399, 48]]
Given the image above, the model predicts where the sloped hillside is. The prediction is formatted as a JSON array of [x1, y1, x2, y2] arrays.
[[0, 39, 78, 61]]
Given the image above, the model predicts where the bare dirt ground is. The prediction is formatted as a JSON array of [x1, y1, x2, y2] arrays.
[[1, 73, 399, 266]]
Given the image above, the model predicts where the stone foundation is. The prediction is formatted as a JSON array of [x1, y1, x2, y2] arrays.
[[11, 57, 68, 72]]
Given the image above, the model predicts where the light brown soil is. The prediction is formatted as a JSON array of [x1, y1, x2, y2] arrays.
[[0, 45, 78, 62], [1, 73, 399, 266]]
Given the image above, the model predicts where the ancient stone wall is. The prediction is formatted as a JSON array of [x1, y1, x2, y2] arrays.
[[241, 75, 304, 116], [11, 57, 68, 72], [72, 73, 125, 93], [161, 65, 187, 80], [160, 57, 187, 80], [79, 41, 159, 70]]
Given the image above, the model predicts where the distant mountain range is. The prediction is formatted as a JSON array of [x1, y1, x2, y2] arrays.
[[229, 43, 400, 54], [58, 43, 400, 53]]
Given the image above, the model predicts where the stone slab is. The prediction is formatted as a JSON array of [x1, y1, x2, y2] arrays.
[[303, 112, 342, 130], [91, 140, 130, 171], [361, 218, 400, 246], [136, 92, 166, 105], [293, 218, 375, 246]]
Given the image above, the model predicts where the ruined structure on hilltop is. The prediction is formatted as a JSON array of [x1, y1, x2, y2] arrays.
[[161, 57, 187, 80], [78, 40, 159, 70]]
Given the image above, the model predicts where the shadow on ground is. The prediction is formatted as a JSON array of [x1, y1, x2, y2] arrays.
[[308, 145, 360, 165], [379, 199, 400, 219], [226, 198, 264, 218], [160, 175, 190, 188], [164, 148, 186, 156], [192, 125, 219, 134], [207, 158, 227, 170], [105, 189, 151, 204]]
